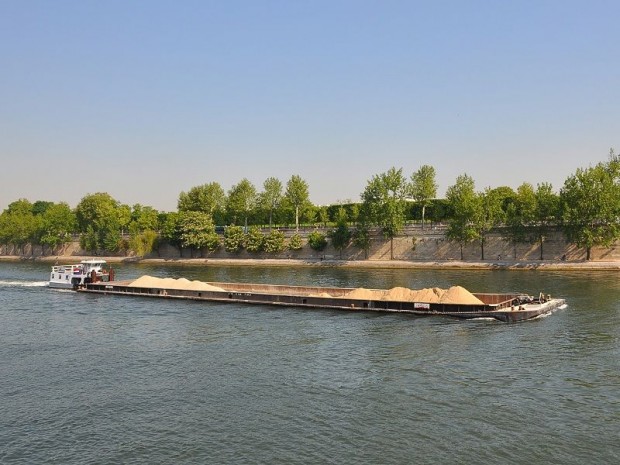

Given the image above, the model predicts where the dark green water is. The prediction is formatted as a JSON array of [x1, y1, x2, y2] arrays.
[[1, 262, 619, 464]]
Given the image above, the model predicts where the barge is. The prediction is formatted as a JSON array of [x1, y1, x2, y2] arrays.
[[78, 276, 565, 323]]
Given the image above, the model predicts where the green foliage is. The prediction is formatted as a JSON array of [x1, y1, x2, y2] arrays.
[[0, 199, 42, 253], [32, 200, 54, 216], [285, 175, 310, 231], [352, 223, 371, 258], [178, 182, 226, 223], [302, 204, 318, 226], [227, 179, 257, 227], [80, 225, 99, 253], [361, 167, 408, 259], [75, 193, 123, 252], [445, 174, 482, 259], [244, 226, 265, 253], [561, 159, 620, 259], [288, 233, 303, 250], [130, 204, 159, 232], [263, 230, 286, 253], [259, 177, 283, 228], [410, 165, 438, 227], [329, 215, 352, 258], [317, 206, 329, 227], [503, 183, 536, 252], [129, 229, 159, 257], [224, 225, 245, 253], [159, 212, 181, 247], [307, 230, 327, 251], [177, 211, 220, 255], [39, 202, 76, 253]]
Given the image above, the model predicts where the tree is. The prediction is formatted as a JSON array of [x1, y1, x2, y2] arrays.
[[177, 211, 220, 257], [130, 204, 159, 232], [503, 183, 536, 259], [128, 229, 159, 257], [302, 204, 318, 226], [159, 212, 182, 250], [178, 182, 227, 224], [259, 177, 283, 229], [31, 200, 54, 216], [361, 167, 409, 259], [352, 221, 372, 259], [75, 193, 123, 252], [226, 179, 257, 229], [285, 175, 310, 232], [445, 174, 482, 260], [39, 202, 77, 254], [477, 187, 510, 259], [317, 206, 330, 227], [533, 183, 560, 260], [560, 160, 620, 260], [1, 199, 40, 254], [410, 165, 438, 228], [329, 208, 352, 258]]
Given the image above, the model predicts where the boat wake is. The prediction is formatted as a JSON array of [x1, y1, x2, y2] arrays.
[[0, 279, 48, 288], [534, 304, 567, 319]]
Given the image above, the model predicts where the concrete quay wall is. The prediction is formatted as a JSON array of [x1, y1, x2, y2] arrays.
[[4, 229, 619, 263]]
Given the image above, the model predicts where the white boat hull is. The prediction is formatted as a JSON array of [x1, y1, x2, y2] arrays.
[[49, 259, 112, 290], [48, 281, 76, 289]]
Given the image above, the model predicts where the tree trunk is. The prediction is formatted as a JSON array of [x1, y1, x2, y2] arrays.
[[539, 236, 544, 260], [513, 242, 517, 261], [481, 238, 485, 260], [295, 206, 299, 232], [586, 246, 592, 260], [390, 237, 394, 260], [421, 205, 426, 230], [460, 243, 464, 260]]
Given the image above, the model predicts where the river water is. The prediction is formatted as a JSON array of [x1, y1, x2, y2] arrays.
[[1, 261, 618, 464]]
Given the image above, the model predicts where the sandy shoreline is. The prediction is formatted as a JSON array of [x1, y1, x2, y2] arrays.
[[2, 255, 619, 271]]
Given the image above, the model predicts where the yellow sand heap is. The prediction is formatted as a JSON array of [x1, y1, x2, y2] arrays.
[[128, 275, 225, 292], [127, 276, 482, 305], [343, 285, 483, 305]]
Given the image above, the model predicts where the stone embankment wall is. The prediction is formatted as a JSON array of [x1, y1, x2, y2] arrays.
[[4, 228, 620, 262]]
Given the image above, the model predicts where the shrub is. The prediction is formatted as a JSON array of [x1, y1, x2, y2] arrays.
[[308, 230, 327, 251], [264, 230, 286, 253], [244, 226, 265, 253], [288, 233, 303, 250], [224, 225, 244, 253]]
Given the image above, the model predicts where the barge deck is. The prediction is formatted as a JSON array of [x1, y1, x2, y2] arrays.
[[79, 279, 565, 323]]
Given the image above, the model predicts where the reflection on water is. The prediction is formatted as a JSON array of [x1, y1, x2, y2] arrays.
[[0, 262, 619, 464]]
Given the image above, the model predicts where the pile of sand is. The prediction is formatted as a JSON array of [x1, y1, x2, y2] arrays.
[[345, 288, 385, 300], [438, 285, 483, 304], [129, 275, 225, 292], [343, 285, 483, 305]]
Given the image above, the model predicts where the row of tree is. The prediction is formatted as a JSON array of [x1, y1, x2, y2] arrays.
[[1, 152, 619, 260]]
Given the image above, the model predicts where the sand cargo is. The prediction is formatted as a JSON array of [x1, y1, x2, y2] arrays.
[[79, 275, 565, 323]]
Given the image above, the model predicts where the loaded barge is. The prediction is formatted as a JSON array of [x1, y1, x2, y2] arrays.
[[78, 276, 565, 323]]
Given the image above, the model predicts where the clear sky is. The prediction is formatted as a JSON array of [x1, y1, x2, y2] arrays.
[[1, 0, 618, 212]]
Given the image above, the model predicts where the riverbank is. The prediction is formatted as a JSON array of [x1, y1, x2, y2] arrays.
[[2, 255, 620, 270]]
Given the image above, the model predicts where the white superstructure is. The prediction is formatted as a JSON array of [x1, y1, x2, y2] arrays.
[[49, 259, 112, 289]]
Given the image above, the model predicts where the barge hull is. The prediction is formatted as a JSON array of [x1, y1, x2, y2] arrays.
[[79, 281, 565, 323]]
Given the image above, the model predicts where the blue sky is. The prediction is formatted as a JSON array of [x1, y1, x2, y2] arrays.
[[1, 0, 618, 212]]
